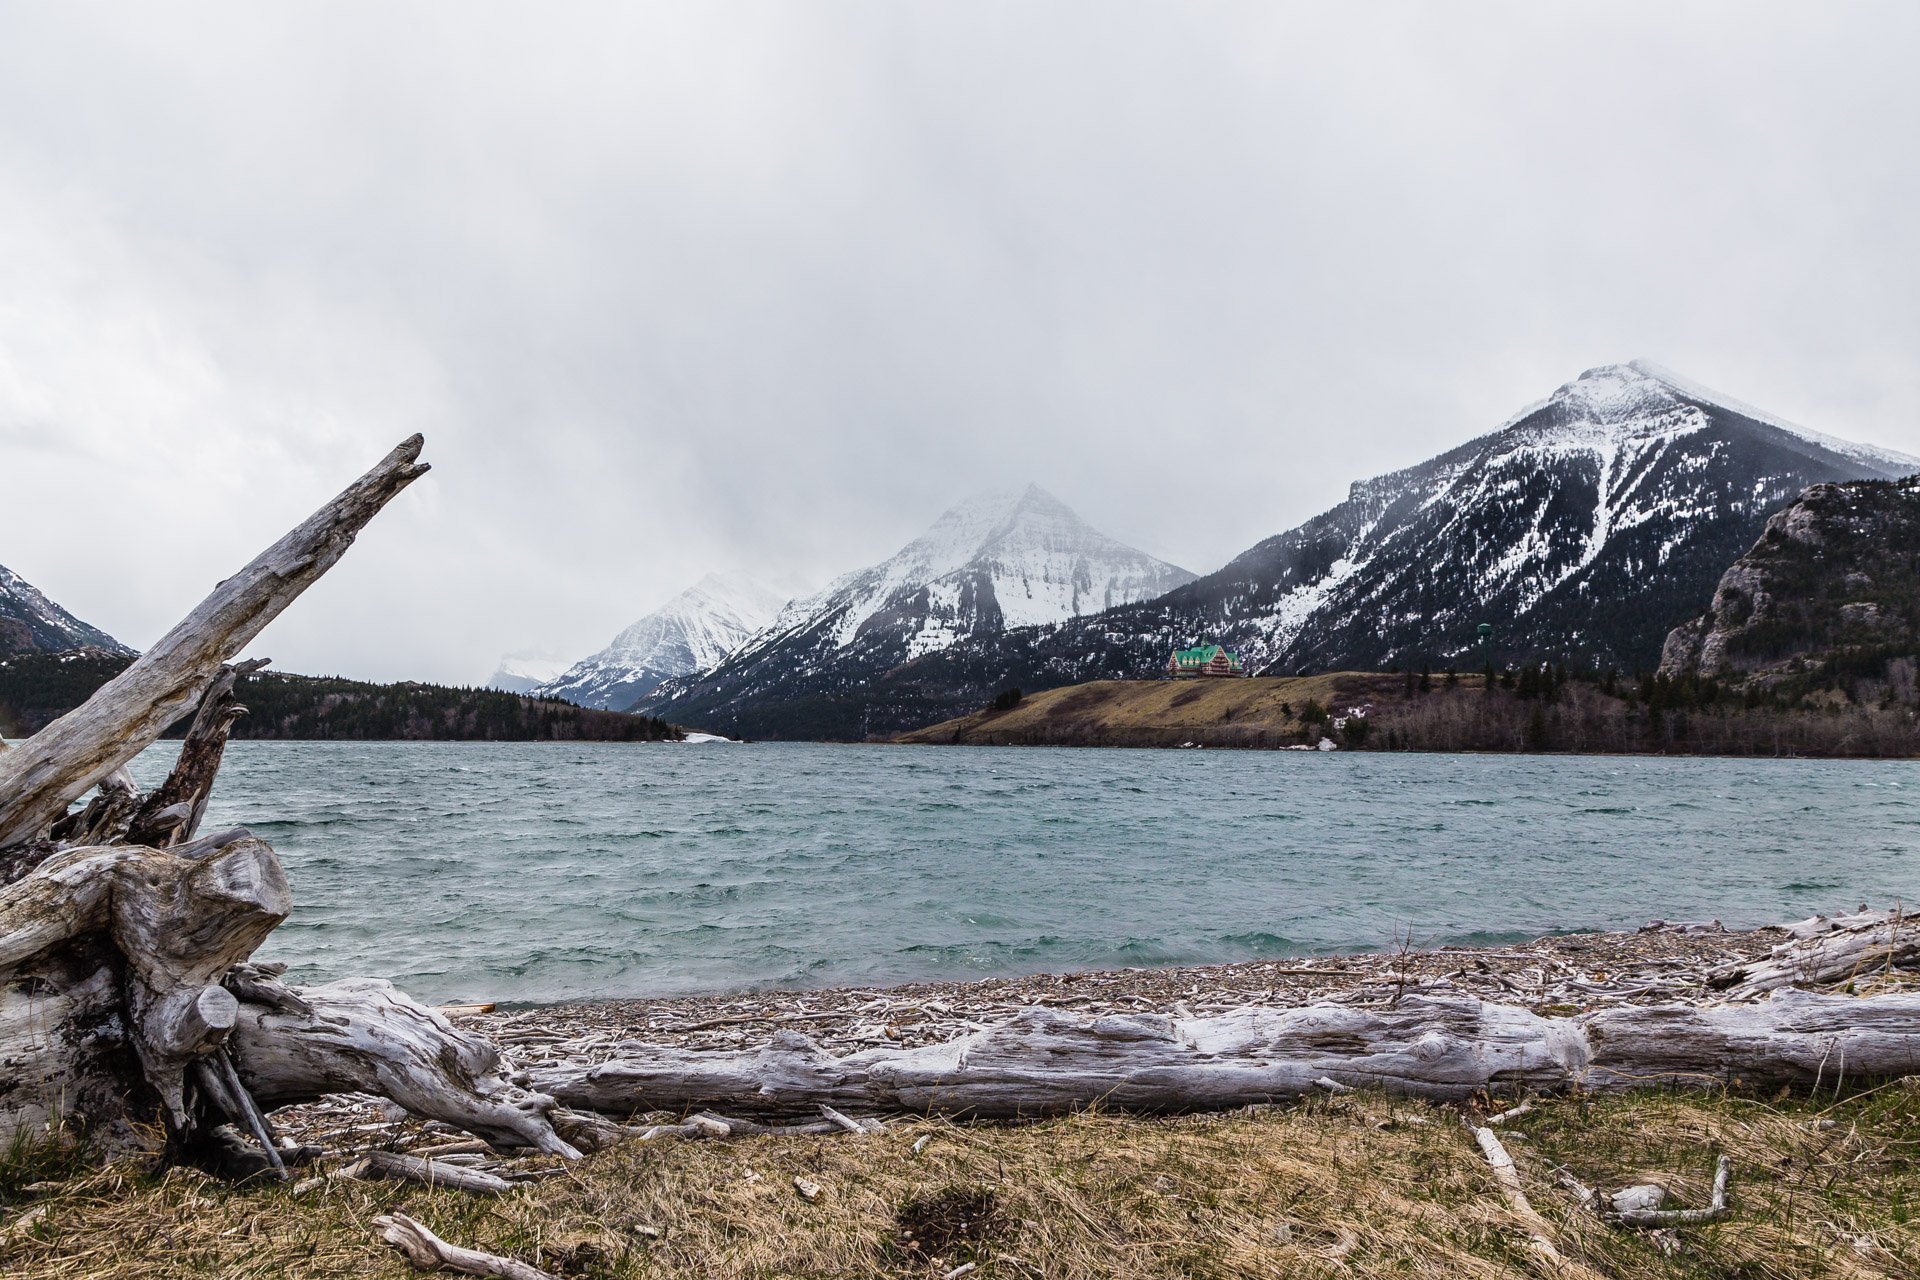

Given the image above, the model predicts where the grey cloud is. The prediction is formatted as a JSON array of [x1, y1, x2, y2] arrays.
[[0, 2, 1915, 682]]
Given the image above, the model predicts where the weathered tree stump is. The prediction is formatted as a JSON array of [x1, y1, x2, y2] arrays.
[[0, 436, 572, 1168]]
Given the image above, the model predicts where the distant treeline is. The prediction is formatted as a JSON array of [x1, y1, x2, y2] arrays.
[[0, 650, 682, 742], [1360, 664, 1920, 758], [0, 649, 129, 737]]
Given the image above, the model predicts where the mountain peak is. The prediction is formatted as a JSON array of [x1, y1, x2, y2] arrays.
[[1516, 360, 1920, 474], [647, 487, 1196, 734], [813, 485, 1192, 642], [1557, 361, 1679, 410], [526, 574, 786, 710]]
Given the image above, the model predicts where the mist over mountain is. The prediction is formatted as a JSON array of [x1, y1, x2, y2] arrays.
[[484, 652, 575, 695], [0, 563, 131, 656], [533, 574, 787, 711], [643, 486, 1194, 737]]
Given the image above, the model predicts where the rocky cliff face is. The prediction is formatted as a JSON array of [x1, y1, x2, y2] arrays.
[[0, 563, 130, 655], [1660, 476, 1920, 685]]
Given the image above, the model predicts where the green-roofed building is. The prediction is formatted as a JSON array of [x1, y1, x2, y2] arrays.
[[1167, 644, 1247, 678]]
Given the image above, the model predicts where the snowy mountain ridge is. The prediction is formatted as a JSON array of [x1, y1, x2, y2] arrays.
[[642, 485, 1194, 735], [0, 562, 130, 655], [734, 484, 1195, 670], [531, 574, 786, 711], [1627, 360, 1920, 475], [1204, 360, 1920, 672]]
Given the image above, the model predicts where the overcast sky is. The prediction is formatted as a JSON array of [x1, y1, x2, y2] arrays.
[[3, 2, 1917, 683]]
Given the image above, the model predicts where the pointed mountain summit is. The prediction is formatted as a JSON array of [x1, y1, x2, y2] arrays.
[[533, 574, 787, 710], [744, 484, 1196, 660], [0, 563, 131, 655], [1184, 360, 1920, 675], [484, 651, 574, 695], [643, 486, 1194, 736]]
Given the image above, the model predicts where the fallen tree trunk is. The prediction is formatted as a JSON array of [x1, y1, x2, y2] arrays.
[[0, 435, 428, 850], [1711, 909, 1919, 999], [226, 969, 580, 1158], [532, 990, 1920, 1120]]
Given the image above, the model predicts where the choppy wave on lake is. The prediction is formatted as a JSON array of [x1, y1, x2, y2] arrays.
[[122, 741, 1920, 1005]]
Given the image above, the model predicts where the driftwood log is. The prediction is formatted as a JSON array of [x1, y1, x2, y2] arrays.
[[374, 1212, 563, 1280], [0, 435, 428, 851], [0, 435, 572, 1170], [531, 989, 1920, 1120], [1711, 909, 1919, 998], [227, 971, 580, 1157]]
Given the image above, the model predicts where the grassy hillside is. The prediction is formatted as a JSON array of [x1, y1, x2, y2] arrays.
[[898, 675, 1362, 748], [898, 669, 1920, 757], [0, 650, 681, 742]]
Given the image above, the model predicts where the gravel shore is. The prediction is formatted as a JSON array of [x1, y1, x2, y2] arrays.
[[467, 920, 1784, 1064], [269, 919, 1826, 1152]]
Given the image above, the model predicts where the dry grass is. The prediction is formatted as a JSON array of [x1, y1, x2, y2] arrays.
[[3, 1086, 1917, 1279]]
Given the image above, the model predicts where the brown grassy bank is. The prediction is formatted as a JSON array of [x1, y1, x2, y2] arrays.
[[895, 673, 1920, 757], [5, 1086, 1916, 1279]]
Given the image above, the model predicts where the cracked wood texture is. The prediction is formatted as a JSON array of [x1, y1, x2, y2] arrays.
[[124, 659, 270, 849], [532, 991, 1920, 1120], [228, 974, 581, 1158], [0, 435, 428, 849], [1713, 910, 1920, 999], [0, 839, 288, 1143]]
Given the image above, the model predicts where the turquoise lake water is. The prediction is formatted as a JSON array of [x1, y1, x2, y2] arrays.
[[121, 741, 1920, 1005]]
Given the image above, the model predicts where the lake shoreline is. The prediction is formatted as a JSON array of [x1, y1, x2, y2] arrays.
[[895, 672, 1920, 758], [437, 920, 1787, 1060]]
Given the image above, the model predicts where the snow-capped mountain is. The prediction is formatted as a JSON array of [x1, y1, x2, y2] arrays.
[[484, 651, 574, 695], [902, 362, 1920, 694], [0, 562, 131, 655], [1179, 360, 1920, 674], [533, 574, 787, 710], [643, 486, 1194, 737]]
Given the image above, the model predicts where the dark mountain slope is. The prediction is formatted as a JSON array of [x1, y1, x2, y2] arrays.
[[0, 563, 130, 655]]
